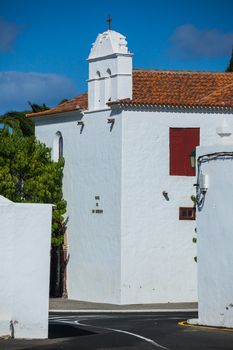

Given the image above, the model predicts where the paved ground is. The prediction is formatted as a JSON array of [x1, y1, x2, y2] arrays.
[[49, 298, 198, 311], [2, 311, 233, 349]]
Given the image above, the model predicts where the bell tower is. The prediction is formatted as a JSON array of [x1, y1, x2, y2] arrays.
[[87, 25, 133, 111]]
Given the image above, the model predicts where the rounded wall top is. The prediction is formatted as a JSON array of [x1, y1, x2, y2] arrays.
[[88, 30, 131, 60]]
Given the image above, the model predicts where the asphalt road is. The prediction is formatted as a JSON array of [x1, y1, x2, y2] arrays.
[[1, 311, 233, 349]]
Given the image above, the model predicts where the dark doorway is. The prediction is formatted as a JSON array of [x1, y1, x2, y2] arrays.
[[50, 245, 65, 297]]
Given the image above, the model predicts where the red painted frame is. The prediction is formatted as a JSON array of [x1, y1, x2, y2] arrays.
[[179, 207, 196, 220]]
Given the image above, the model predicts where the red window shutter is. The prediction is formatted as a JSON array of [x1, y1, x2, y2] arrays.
[[170, 128, 185, 175], [170, 128, 200, 176]]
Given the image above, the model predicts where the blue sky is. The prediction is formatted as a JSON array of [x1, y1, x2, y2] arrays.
[[0, 0, 233, 114]]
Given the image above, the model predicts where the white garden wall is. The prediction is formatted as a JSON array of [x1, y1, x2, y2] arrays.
[[0, 196, 52, 338], [195, 143, 233, 328]]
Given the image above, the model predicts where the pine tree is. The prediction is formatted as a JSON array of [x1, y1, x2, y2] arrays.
[[226, 47, 233, 72]]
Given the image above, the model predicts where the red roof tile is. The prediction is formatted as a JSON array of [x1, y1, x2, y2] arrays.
[[109, 70, 233, 108], [28, 92, 88, 117], [28, 70, 233, 117]]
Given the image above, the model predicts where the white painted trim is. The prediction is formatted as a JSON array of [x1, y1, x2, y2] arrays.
[[87, 73, 131, 83], [84, 107, 111, 114], [88, 53, 133, 62], [31, 110, 82, 122]]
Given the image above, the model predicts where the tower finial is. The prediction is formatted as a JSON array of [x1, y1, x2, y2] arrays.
[[107, 15, 112, 30]]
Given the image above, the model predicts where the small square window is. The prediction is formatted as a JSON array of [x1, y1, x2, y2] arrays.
[[179, 207, 196, 220]]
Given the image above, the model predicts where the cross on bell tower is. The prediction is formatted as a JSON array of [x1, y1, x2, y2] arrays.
[[107, 15, 112, 30]]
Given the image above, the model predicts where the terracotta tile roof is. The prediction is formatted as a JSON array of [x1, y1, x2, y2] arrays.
[[198, 82, 233, 106], [109, 69, 233, 108], [28, 70, 233, 118], [27, 92, 88, 117]]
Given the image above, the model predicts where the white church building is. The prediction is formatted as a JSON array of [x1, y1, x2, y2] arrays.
[[29, 27, 233, 304]]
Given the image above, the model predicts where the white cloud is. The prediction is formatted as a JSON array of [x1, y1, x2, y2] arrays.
[[0, 17, 25, 52], [170, 24, 233, 59], [0, 71, 79, 114]]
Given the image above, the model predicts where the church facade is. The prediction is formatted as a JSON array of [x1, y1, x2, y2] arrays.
[[29, 28, 233, 304]]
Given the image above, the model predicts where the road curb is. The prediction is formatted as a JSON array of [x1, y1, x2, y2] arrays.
[[49, 308, 198, 313], [178, 320, 233, 332]]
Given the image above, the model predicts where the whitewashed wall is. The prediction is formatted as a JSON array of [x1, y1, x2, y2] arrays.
[[195, 143, 233, 328], [88, 56, 132, 110], [88, 30, 132, 110], [120, 108, 231, 304], [34, 107, 232, 305], [0, 197, 52, 338], [35, 109, 122, 304]]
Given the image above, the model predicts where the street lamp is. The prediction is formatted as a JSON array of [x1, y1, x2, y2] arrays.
[[190, 149, 196, 169]]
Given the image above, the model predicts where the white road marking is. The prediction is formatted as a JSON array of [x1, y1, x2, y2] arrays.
[[49, 314, 189, 349], [74, 319, 170, 349], [49, 315, 110, 321], [49, 315, 184, 322], [50, 308, 197, 313]]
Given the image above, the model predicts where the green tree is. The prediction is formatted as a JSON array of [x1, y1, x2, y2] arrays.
[[0, 111, 35, 136], [226, 47, 233, 72], [28, 101, 50, 113], [0, 128, 66, 246], [0, 102, 50, 137], [58, 99, 68, 105]]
